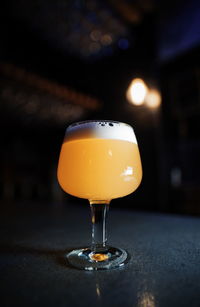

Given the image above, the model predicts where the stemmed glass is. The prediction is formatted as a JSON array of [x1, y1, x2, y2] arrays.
[[57, 120, 142, 270]]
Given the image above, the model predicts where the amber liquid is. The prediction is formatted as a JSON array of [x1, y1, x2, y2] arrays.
[[57, 138, 142, 201]]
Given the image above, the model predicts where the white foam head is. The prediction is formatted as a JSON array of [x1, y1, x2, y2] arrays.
[[65, 120, 137, 144]]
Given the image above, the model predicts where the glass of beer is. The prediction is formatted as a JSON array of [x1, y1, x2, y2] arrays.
[[57, 120, 142, 270]]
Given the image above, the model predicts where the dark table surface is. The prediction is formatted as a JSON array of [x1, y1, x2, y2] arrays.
[[1, 202, 200, 307]]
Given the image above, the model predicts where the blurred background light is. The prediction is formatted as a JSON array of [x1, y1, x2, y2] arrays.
[[145, 88, 161, 108], [126, 78, 148, 105], [118, 38, 130, 50], [100, 34, 113, 46], [90, 30, 101, 41]]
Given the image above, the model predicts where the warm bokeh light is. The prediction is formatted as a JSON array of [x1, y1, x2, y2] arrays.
[[145, 88, 161, 108], [138, 292, 156, 307], [126, 78, 147, 105]]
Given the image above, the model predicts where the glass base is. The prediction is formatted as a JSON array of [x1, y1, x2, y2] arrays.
[[66, 246, 128, 270]]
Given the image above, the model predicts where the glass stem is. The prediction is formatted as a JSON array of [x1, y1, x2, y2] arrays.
[[89, 200, 110, 253]]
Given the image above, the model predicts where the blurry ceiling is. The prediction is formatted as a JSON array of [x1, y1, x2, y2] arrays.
[[1, 0, 155, 60]]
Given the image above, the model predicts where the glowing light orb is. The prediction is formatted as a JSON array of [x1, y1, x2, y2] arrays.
[[145, 89, 161, 108], [126, 78, 147, 106]]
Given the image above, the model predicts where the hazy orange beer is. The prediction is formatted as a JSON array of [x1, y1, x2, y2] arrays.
[[57, 122, 142, 202]]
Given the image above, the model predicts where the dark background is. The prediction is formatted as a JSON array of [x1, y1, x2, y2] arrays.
[[0, 0, 200, 215]]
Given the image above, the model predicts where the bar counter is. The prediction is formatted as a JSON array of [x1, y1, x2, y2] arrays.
[[1, 202, 200, 307]]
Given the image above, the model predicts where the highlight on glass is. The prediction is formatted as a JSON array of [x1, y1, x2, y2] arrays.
[[57, 120, 142, 270]]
